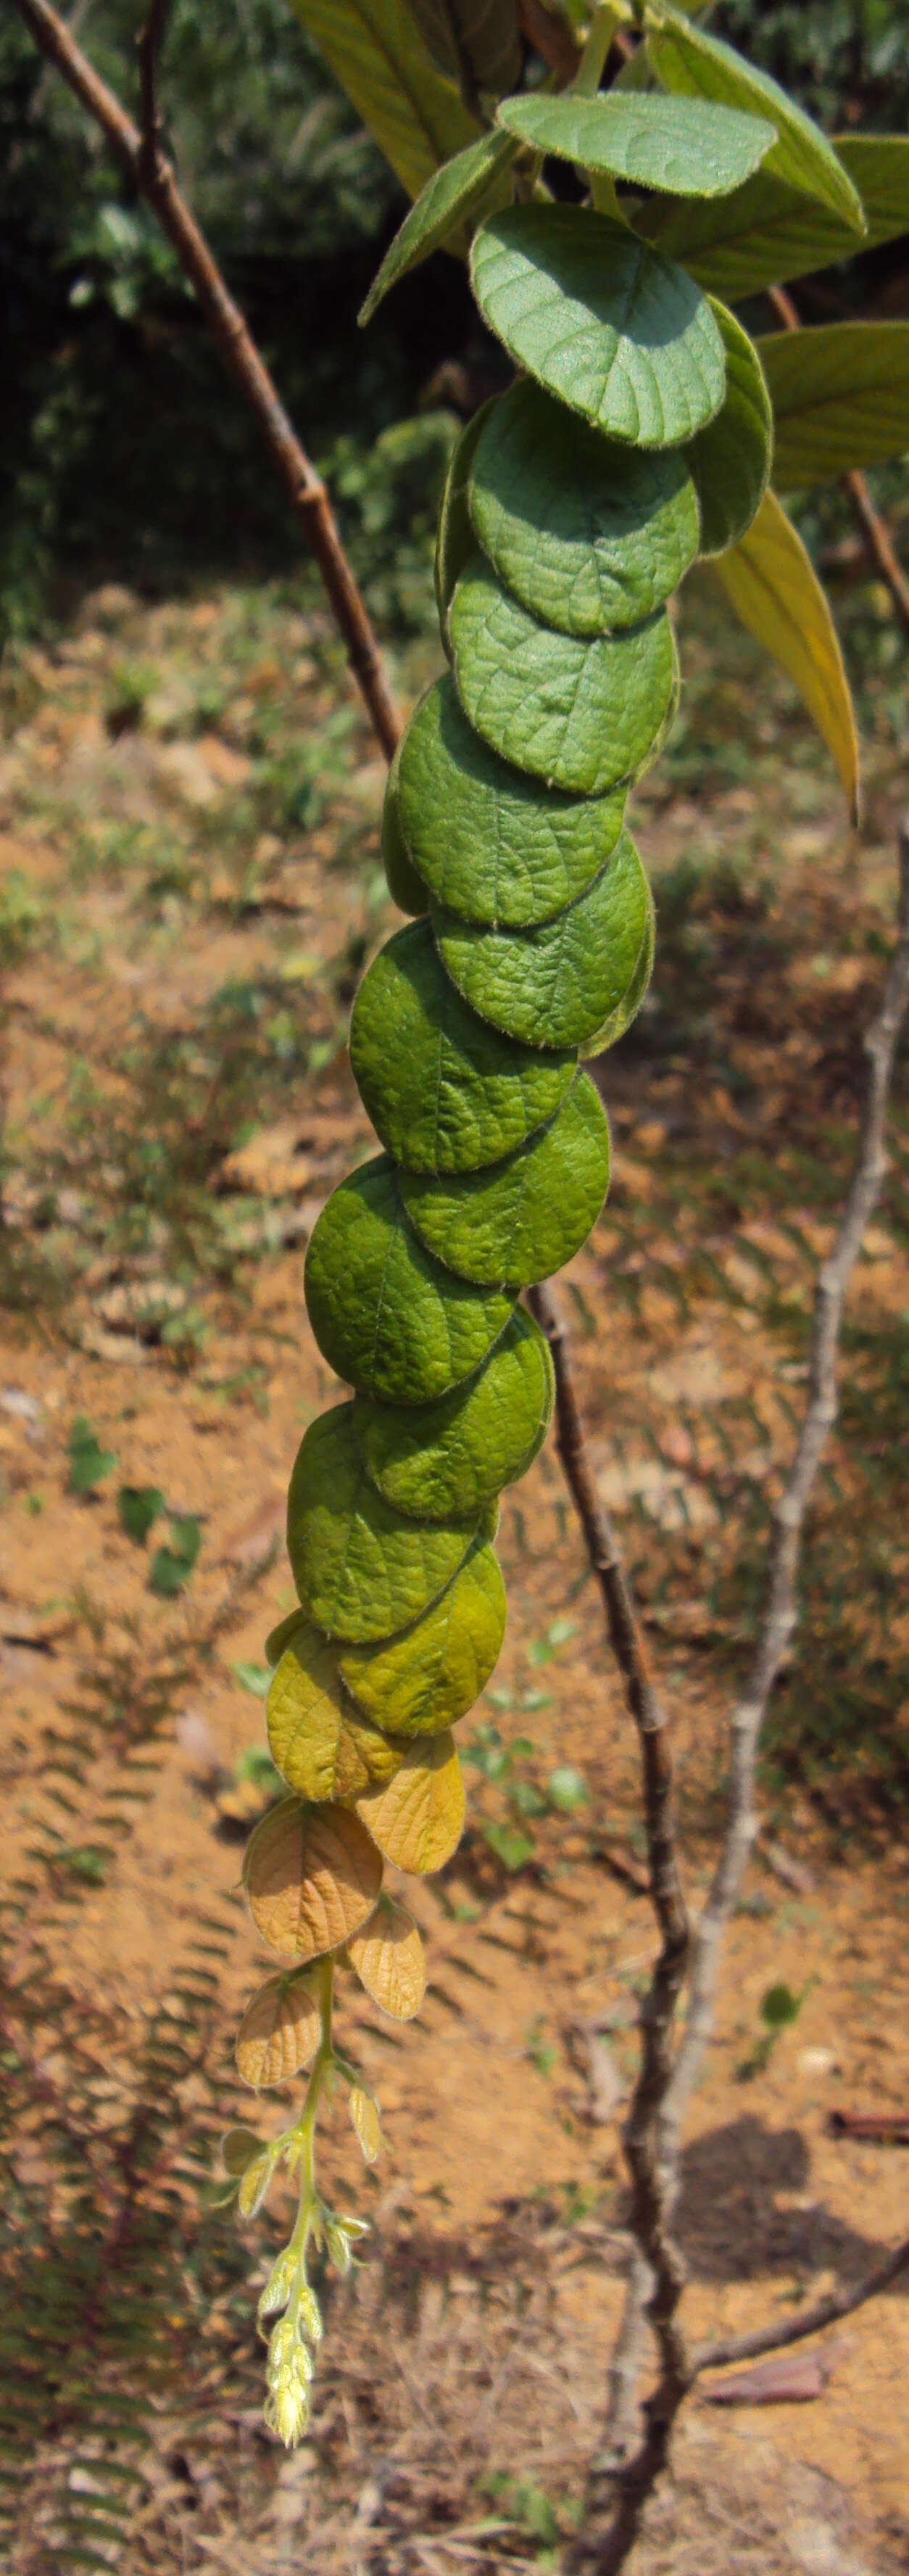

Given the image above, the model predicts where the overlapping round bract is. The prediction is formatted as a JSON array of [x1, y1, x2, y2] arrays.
[[246, 194, 770, 1977]]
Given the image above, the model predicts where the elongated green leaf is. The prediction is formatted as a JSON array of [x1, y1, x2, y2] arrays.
[[450, 552, 676, 796], [289, 0, 479, 202], [758, 323, 909, 489], [434, 827, 651, 1051], [401, 1070, 610, 1284], [287, 1404, 479, 1640], [634, 136, 909, 301], [350, 916, 575, 1172], [497, 89, 774, 197], [713, 490, 859, 822], [469, 379, 700, 636], [471, 204, 726, 447], [646, 1, 865, 234], [340, 1537, 506, 1735], [304, 1157, 515, 1402], [398, 674, 626, 926], [686, 302, 772, 555], [408, 0, 521, 97], [359, 129, 517, 324], [354, 1308, 552, 1519]]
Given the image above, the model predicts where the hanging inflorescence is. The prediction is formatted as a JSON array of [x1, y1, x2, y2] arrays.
[[231, 91, 776, 2447]]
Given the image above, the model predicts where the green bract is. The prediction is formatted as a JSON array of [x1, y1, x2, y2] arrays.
[[350, 917, 576, 1170], [469, 381, 700, 637], [397, 677, 626, 928], [449, 553, 676, 795], [399, 1072, 610, 1287], [470, 206, 727, 447], [354, 1309, 552, 1522], [287, 1405, 480, 1640], [434, 829, 651, 1052], [304, 1157, 516, 1400]]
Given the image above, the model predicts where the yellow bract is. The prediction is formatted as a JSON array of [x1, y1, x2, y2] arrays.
[[355, 1735, 465, 1873], [347, 1897, 427, 2020], [243, 1796, 382, 1961], [267, 1630, 408, 1802], [235, 1973, 322, 2089]]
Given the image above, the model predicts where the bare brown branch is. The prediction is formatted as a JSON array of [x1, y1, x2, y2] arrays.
[[136, 0, 170, 190], [767, 281, 909, 644], [695, 2233, 909, 2378], [10, 0, 402, 762]]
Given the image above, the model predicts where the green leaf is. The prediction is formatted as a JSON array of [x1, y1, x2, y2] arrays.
[[472, 204, 726, 446], [686, 301, 772, 556], [757, 321, 909, 488], [304, 1157, 516, 1403], [760, 1980, 801, 2029], [231, 1660, 273, 1698], [449, 552, 676, 796], [408, 0, 521, 97], [359, 129, 518, 324], [149, 1513, 202, 1596], [398, 674, 626, 928], [578, 875, 654, 1059], [350, 916, 576, 1172], [434, 826, 650, 1052], [645, 1, 865, 234], [287, 1404, 480, 1642], [339, 1537, 506, 1735], [67, 1415, 116, 1495], [547, 1763, 588, 1812], [267, 1627, 408, 1800], [289, 0, 481, 202], [483, 1818, 535, 1870], [354, 1308, 553, 1521], [265, 1607, 310, 1667], [382, 735, 429, 917], [713, 490, 860, 824], [469, 379, 700, 636], [497, 89, 775, 197], [435, 397, 497, 627], [117, 1482, 164, 1543], [399, 1070, 610, 1284], [632, 135, 909, 302]]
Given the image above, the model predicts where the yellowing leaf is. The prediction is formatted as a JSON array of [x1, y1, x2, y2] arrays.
[[356, 1734, 465, 1873], [243, 1796, 382, 1960], [349, 2083, 382, 2163], [235, 1973, 321, 2089], [289, 0, 479, 204], [347, 1897, 427, 2020], [713, 490, 859, 824], [221, 2125, 262, 2176], [267, 1627, 407, 1802]]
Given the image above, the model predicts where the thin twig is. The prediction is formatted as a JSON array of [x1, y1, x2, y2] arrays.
[[694, 2232, 909, 2376], [767, 282, 909, 643], [10, 0, 402, 761]]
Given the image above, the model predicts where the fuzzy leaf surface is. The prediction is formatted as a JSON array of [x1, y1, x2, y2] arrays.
[[579, 876, 655, 1059], [357, 1733, 465, 1870], [434, 827, 649, 1049], [400, 1071, 610, 1284], [435, 398, 497, 626], [497, 89, 774, 196], [354, 1308, 552, 1519], [287, 1404, 479, 1641], [235, 1973, 321, 2089], [634, 136, 909, 300], [339, 1538, 506, 1735], [713, 490, 859, 822], [383, 737, 429, 917], [758, 322, 909, 487], [360, 131, 517, 324], [469, 379, 699, 635], [450, 553, 675, 794], [471, 204, 726, 445], [398, 674, 625, 927], [267, 1627, 408, 1799], [686, 301, 772, 555], [348, 1896, 427, 2018], [350, 917, 576, 1171], [243, 1796, 382, 1960], [646, 3, 865, 234], [305, 1160, 516, 1402], [289, 0, 479, 202]]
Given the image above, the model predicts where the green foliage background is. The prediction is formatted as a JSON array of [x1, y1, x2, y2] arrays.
[[3, 0, 909, 637]]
